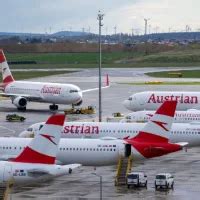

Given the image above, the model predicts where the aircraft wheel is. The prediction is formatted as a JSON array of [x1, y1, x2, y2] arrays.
[[69, 168, 72, 174], [49, 104, 58, 111]]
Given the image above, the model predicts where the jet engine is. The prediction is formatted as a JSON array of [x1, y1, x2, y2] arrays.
[[13, 96, 27, 109]]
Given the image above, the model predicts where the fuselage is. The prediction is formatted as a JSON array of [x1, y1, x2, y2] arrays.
[[0, 138, 132, 166], [0, 160, 70, 184], [0, 137, 184, 166], [5, 81, 82, 105], [121, 110, 200, 123], [123, 91, 200, 111], [20, 121, 200, 147]]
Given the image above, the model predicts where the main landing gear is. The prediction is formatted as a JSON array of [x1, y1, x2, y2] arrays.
[[49, 104, 58, 111]]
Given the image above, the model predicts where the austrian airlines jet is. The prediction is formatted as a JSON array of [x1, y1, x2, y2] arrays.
[[0, 101, 187, 166], [0, 114, 80, 184], [20, 113, 200, 147], [120, 110, 200, 123], [0, 50, 109, 111], [123, 91, 200, 111]]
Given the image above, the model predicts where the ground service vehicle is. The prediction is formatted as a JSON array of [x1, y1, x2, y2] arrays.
[[107, 112, 124, 122], [155, 173, 174, 190], [127, 172, 147, 188], [64, 106, 95, 115], [6, 114, 26, 122]]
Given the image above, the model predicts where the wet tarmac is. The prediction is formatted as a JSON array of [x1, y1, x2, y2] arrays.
[[0, 68, 200, 199]]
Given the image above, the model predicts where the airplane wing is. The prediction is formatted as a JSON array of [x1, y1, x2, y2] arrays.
[[82, 74, 110, 93], [65, 164, 82, 169], [0, 92, 42, 101], [82, 85, 109, 93]]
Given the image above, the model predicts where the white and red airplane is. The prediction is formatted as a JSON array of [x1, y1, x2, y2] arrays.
[[0, 114, 80, 184], [123, 91, 200, 111], [0, 49, 109, 111], [20, 110, 200, 147], [120, 110, 200, 123], [0, 101, 187, 166]]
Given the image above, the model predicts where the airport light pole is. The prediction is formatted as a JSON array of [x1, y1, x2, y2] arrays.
[[97, 11, 104, 122], [92, 173, 102, 200]]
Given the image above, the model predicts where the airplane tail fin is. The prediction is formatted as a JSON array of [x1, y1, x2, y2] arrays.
[[132, 101, 177, 143], [13, 114, 65, 164], [124, 101, 187, 158], [0, 50, 15, 86]]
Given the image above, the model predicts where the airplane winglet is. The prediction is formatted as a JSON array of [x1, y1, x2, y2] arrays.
[[105, 74, 109, 87]]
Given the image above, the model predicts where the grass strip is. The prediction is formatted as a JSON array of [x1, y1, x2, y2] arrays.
[[0, 70, 77, 82], [119, 81, 200, 85]]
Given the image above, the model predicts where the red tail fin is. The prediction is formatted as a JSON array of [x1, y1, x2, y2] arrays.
[[0, 49, 15, 85], [131, 101, 177, 143], [124, 101, 182, 158], [13, 114, 65, 164]]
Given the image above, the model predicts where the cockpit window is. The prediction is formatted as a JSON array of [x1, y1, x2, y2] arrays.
[[69, 90, 78, 93], [128, 97, 132, 100], [39, 125, 44, 130], [27, 128, 33, 131]]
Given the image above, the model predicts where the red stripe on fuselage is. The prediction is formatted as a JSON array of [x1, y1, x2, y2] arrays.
[[13, 146, 55, 164]]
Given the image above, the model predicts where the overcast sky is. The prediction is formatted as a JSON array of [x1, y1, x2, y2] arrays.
[[2, 0, 200, 34]]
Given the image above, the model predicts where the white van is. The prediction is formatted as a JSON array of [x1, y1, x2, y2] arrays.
[[126, 172, 147, 188], [155, 173, 174, 190]]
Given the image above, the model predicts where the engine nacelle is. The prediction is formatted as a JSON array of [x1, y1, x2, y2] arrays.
[[13, 96, 27, 108]]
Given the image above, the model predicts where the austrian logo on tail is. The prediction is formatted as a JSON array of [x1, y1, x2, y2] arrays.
[[151, 120, 168, 131], [40, 134, 57, 145]]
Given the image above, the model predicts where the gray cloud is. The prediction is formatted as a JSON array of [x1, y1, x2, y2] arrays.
[[2, 0, 137, 33]]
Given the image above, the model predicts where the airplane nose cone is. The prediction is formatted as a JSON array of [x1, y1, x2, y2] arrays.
[[123, 100, 131, 110], [19, 131, 31, 138], [78, 91, 83, 99], [73, 92, 83, 106]]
